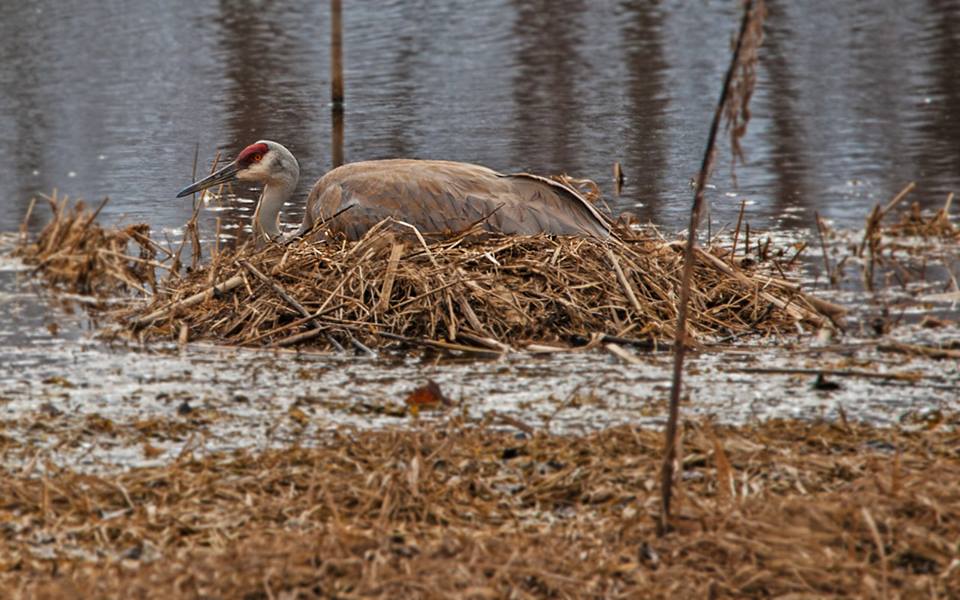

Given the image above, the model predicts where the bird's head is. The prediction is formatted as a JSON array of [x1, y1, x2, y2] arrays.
[[177, 140, 299, 198]]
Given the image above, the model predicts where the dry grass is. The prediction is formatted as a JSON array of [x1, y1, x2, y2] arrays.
[[2, 417, 958, 598], [849, 184, 960, 292], [888, 196, 958, 240], [15, 196, 843, 353], [14, 195, 160, 299]]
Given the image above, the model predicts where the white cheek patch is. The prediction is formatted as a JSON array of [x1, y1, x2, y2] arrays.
[[237, 162, 270, 181]]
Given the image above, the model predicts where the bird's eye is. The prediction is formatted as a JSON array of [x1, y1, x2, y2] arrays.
[[252, 153, 263, 162]]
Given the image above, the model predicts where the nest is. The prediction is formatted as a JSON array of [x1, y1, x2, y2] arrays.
[[16, 195, 844, 352]]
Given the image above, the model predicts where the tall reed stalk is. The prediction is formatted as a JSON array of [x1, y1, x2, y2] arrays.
[[659, 0, 766, 535]]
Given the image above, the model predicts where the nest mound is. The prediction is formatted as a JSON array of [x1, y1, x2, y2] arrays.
[[16, 196, 843, 352]]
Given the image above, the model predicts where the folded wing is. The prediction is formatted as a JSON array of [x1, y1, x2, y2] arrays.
[[304, 159, 612, 240]]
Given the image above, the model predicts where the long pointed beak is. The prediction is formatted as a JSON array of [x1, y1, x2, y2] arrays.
[[176, 161, 240, 198]]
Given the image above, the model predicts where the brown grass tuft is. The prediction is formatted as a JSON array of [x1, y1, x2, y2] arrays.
[[14, 193, 160, 299]]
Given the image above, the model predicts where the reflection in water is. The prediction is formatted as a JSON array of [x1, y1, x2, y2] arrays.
[[917, 0, 960, 199], [380, 28, 419, 159], [0, 0, 958, 237], [5, 16, 49, 232], [0, 6, 82, 231], [332, 107, 345, 169], [620, 0, 669, 223], [759, 3, 813, 226], [509, 0, 586, 174]]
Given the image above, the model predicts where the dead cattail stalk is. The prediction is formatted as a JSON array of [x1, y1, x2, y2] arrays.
[[731, 199, 746, 259], [19, 197, 36, 245], [862, 508, 889, 599], [660, 0, 766, 536], [330, 0, 345, 169], [814, 211, 833, 287], [744, 222, 750, 259], [130, 274, 246, 328], [330, 0, 344, 108], [879, 181, 916, 219]]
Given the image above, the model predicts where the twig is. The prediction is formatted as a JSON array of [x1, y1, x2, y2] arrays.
[[274, 326, 326, 347], [130, 274, 245, 329], [376, 331, 501, 357], [877, 341, 960, 360], [878, 181, 916, 219], [486, 411, 535, 435], [730, 367, 926, 382], [785, 240, 807, 269], [82, 197, 111, 230], [606, 248, 643, 313], [344, 331, 377, 357], [605, 343, 645, 365], [455, 332, 511, 354], [376, 243, 405, 313], [731, 199, 746, 259], [862, 508, 889, 600], [589, 334, 668, 352], [97, 248, 173, 273], [19, 197, 36, 244]]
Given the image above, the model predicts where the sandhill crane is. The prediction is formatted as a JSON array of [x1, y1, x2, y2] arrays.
[[177, 140, 613, 243]]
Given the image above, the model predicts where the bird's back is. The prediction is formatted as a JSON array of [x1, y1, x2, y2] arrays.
[[303, 159, 612, 240]]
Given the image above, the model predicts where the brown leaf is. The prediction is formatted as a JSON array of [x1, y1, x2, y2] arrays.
[[712, 432, 735, 504], [404, 380, 451, 413]]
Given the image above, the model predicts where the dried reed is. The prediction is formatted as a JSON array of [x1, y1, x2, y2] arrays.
[[662, 0, 767, 535], [13, 192, 160, 299], [2, 417, 957, 598]]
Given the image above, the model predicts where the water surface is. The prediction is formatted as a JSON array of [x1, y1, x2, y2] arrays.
[[1, 2, 958, 459], [2, 0, 958, 235]]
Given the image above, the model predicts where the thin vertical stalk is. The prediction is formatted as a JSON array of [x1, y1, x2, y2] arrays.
[[731, 199, 747, 259], [814, 211, 833, 287], [659, 0, 761, 536], [331, 0, 344, 108], [332, 100, 345, 169], [330, 0, 345, 168]]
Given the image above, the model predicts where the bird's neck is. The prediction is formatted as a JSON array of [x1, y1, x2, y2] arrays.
[[254, 177, 297, 243]]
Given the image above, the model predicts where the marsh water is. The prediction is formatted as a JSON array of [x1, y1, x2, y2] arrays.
[[1, 1, 959, 468]]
